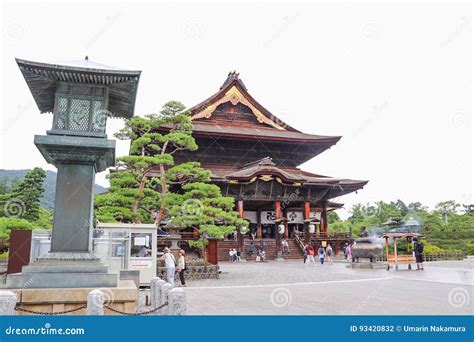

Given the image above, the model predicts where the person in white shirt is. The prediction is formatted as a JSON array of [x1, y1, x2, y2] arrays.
[[177, 249, 186, 287], [160, 247, 176, 285]]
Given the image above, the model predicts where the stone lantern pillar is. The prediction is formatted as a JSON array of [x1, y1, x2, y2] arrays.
[[7, 58, 141, 288]]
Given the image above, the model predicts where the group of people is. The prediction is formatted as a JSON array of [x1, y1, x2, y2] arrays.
[[160, 247, 187, 287], [303, 243, 333, 265], [248, 241, 267, 262], [228, 248, 242, 262]]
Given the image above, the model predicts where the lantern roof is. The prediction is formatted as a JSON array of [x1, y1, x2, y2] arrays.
[[16, 57, 141, 118]]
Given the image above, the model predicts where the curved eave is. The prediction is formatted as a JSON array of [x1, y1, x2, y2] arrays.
[[189, 126, 342, 144], [323, 180, 369, 198], [16, 58, 141, 118], [16, 58, 141, 77]]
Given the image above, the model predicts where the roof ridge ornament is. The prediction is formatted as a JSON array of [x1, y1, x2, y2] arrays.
[[220, 70, 245, 90], [243, 156, 276, 168]]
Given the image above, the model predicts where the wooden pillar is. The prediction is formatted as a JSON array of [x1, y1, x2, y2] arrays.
[[321, 202, 328, 236], [207, 239, 218, 265], [283, 209, 289, 239], [275, 198, 282, 254], [323, 211, 328, 235], [256, 209, 262, 239], [237, 198, 244, 252], [303, 200, 310, 244], [394, 238, 398, 270], [385, 237, 389, 263]]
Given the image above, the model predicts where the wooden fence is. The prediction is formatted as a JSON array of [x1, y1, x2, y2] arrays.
[[374, 252, 466, 262]]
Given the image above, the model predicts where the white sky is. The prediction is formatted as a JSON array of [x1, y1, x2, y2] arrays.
[[1, 0, 472, 218]]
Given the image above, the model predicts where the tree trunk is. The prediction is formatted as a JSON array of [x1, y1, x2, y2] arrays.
[[132, 174, 147, 214], [155, 141, 169, 226]]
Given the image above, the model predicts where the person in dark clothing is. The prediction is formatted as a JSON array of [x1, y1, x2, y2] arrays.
[[318, 245, 325, 264], [248, 242, 256, 257], [413, 238, 424, 270]]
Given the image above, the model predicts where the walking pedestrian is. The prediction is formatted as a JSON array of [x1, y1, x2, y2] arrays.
[[303, 244, 309, 264], [413, 237, 424, 270], [177, 249, 186, 287], [345, 243, 352, 263], [160, 247, 176, 285], [326, 244, 333, 265], [282, 239, 290, 255], [306, 245, 316, 265], [318, 245, 326, 264], [228, 248, 234, 262]]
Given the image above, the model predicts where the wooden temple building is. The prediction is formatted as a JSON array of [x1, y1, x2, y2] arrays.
[[160, 72, 368, 262]]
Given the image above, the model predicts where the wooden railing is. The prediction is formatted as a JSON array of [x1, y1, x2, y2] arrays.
[[294, 234, 305, 253], [422, 252, 466, 261], [375, 252, 466, 262]]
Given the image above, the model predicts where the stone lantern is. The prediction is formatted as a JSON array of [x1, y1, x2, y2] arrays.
[[7, 58, 141, 288]]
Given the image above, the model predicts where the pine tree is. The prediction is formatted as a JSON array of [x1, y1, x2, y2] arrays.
[[164, 182, 248, 250], [6, 168, 46, 221], [95, 101, 198, 223]]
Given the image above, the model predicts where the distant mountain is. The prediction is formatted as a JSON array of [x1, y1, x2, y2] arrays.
[[0, 169, 107, 210]]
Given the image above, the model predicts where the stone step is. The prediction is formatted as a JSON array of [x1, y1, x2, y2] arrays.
[[6, 271, 118, 288]]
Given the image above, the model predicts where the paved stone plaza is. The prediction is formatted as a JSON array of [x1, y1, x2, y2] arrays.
[[182, 259, 473, 315]]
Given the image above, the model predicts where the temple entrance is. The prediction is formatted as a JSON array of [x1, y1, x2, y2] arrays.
[[261, 224, 275, 238], [288, 223, 303, 237]]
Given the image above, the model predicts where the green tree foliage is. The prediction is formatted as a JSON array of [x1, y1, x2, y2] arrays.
[[0, 168, 46, 222], [0, 217, 35, 253], [95, 101, 198, 224], [164, 182, 248, 250], [0, 217, 34, 240], [0, 168, 50, 253], [330, 199, 473, 254], [0, 177, 9, 195], [95, 101, 246, 250]]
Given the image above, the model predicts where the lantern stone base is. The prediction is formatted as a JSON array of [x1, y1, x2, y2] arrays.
[[6, 254, 118, 288], [8, 280, 137, 315]]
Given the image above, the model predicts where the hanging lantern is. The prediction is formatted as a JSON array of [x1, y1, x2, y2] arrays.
[[240, 225, 249, 235], [309, 223, 316, 234], [278, 223, 285, 235]]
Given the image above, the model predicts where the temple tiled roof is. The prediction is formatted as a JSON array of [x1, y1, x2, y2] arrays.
[[188, 122, 341, 143], [202, 157, 368, 192]]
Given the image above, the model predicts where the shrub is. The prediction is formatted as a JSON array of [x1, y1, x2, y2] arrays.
[[420, 239, 446, 254], [0, 217, 34, 251], [466, 242, 474, 256]]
